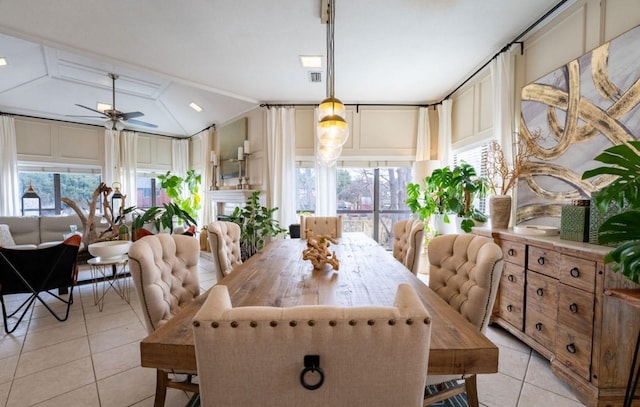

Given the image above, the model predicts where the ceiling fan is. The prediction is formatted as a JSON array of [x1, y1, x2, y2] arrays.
[[70, 73, 158, 130]]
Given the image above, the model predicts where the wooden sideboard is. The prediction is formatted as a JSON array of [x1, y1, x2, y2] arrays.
[[475, 228, 640, 407]]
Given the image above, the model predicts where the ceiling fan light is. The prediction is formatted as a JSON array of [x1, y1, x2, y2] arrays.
[[318, 97, 346, 120], [115, 121, 124, 131], [318, 114, 349, 146], [104, 120, 113, 130]]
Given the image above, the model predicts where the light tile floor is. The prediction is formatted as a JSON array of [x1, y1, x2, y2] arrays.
[[0, 252, 587, 407]]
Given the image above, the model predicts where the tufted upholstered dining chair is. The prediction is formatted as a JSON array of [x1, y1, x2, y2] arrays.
[[392, 218, 425, 275], [193, 284, 432, 407], [128, 233, 200, 407], [300, 215, 342, 239], [206, 221, 242, 282], [423, 233, 504, 407]]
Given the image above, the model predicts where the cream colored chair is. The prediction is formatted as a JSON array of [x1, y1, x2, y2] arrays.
[[392, 218, 425, 275], [193, 284, 432, 407], [128, 234, 200, 407], [300, 215, 342, 239], [207, 221, 242, 281], [424, 233, 504, 407]]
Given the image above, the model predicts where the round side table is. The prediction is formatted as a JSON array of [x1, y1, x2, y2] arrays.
[[87, 255, 130, 311]]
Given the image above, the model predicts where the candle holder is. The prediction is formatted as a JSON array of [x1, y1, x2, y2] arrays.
[[243, 152, 252, 189], [237, 159, 244, 189], [210, 163, 219, 190]]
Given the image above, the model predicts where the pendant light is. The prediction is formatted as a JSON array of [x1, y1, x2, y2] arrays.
[[317, 0, 348, 164]]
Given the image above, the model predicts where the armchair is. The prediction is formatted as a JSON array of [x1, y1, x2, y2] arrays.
[[424, 233, 504, 407], [0, 234, 81, 334]]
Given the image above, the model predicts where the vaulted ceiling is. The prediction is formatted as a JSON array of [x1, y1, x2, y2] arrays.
[[0, 0, 572, 138]]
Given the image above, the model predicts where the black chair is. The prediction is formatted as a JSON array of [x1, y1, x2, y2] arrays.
[[0, 235, 81, 334]]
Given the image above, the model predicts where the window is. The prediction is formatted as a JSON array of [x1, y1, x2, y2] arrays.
[[18, 169, 102, 216], [136, 176, 171, 209], [295, 164, 412, 247], [452, 142, 490, 214], [295, 167, 316, 213]]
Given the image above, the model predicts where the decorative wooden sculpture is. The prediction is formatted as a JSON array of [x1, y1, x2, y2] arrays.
[[302, 229, 340, 271], [62, 182, 125, 248]]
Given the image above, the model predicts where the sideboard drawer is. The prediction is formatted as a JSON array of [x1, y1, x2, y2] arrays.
[[560, 255, 596, 293], [525, 271, 558, 351], [501, 241, 526, 266], [556, 326, 592, 381], [557, 284, 594, 335], [528, 246, 559, 279], [496, 262, 525, 329]]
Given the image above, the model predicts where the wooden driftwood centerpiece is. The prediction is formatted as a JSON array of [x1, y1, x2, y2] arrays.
[[302, 229, 340, 271], [61, 182, 126, 248]]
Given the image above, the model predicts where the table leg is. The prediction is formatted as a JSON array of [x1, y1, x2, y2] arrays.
[[624, 328, 640, 407]]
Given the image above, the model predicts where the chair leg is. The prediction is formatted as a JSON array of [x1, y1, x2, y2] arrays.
[[155, 369, 168, 407], [465, 375, 479, 407]]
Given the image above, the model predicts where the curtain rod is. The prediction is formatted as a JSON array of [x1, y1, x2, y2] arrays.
[[440, 0, 571, 102], [260, 102, 440, 110], [0, 111, 186, 140]]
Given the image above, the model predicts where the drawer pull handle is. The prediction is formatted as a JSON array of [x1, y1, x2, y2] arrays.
[[537, 257, 545, 265], [570, 267, 580, 278], [569, 303, 578, 313], [508, 248, 515, 256], [536, 288, 544, 296], [506, 305, 513, 312], [535, 322, 543, 331], [566, 343, 577, 354], [507, 274, 515, 282]]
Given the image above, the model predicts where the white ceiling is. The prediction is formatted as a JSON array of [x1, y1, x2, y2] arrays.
[[0, 0, 572, 138]]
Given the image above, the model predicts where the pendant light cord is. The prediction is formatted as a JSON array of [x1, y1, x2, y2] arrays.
[[326, 0, 336, 98]]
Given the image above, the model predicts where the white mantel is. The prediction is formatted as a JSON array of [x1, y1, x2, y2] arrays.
[[209, 189, 263, 219]]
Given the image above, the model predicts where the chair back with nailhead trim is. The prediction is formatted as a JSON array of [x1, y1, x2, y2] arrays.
[[193, 284, 431, 407]]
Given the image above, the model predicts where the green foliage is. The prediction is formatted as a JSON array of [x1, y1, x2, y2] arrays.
[[405, 163, 488, 233], [158, 169, 202, 222], [226, 191, 288, 260], [582, 141, 640, 283], [452, 162, 488, 232]]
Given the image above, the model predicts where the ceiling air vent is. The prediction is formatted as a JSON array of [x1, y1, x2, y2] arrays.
[[309, 71, 322, 83]]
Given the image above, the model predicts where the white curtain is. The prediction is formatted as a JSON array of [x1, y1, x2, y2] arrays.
[[415, 107, 431, 161], [172, 138, 189, 178], [491, 48, 517, 164], [266, 107, 297, 228], [119, 131, 138, 208], [104, 129, 120, 188], [313, 108, 337, 216], [437, 99, 452, 166], [0, 116, 19, 215]]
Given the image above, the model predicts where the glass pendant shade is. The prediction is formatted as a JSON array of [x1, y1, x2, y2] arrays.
[[318, 143, 342, 164], [318, 114, 349, 146], [318, 97, 346, 120]]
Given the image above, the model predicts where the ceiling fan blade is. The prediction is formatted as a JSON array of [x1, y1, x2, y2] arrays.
[[126, 118, 158, 128], [75, 104, 108, 117], [121, 111, 144, 120]]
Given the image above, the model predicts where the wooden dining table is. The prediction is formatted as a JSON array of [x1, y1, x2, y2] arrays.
[[140, 233, 498, 376]]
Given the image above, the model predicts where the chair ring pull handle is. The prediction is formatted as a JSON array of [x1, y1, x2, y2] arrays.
[[300, 355, 324, 391]]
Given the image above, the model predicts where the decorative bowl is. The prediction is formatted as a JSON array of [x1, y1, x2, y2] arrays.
[[88, 240, 132, 260]]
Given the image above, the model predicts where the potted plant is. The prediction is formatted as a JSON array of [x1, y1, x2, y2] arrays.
[[406, 166, 458, 235], [158, 169, 202, 224], [226, 191, 288, 260], [486, 131, 541, 228], [451, 162, 488, 233], [581, 141, 640, 283]]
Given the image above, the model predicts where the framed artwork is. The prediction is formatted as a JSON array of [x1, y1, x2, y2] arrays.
[[517, 24, 640, 225], [218, 117, 247, 179]]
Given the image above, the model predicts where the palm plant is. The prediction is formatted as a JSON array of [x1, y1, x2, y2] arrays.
[[452, 162, 488, 233], [582, 141, 640, 283]]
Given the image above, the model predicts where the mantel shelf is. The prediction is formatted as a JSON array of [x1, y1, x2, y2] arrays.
[[209, 189, 261, 204]]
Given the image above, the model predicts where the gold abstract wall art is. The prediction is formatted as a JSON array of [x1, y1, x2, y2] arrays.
[[517, 24, 640, 225]]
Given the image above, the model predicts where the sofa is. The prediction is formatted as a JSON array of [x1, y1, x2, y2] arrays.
[[0, 214, 85, 249]]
